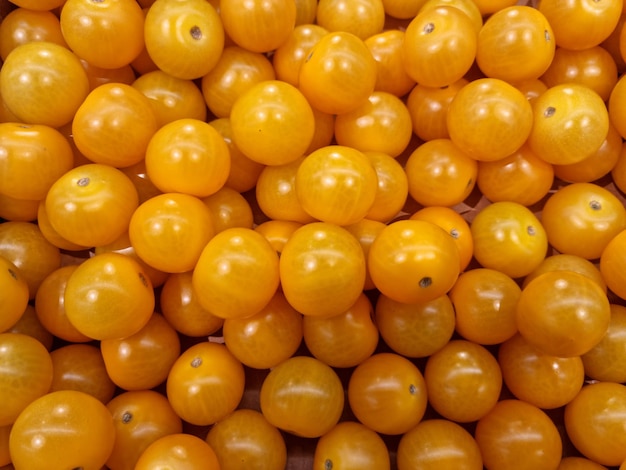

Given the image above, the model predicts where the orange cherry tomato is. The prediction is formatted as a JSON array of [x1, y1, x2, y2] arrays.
[[565, 382, 626, 466], [498, 333, 585, 409], [475, 399, 563, 470], [516, 270, 611, 357], [9, 390, 116, 470], [424, 339, 502, 423], [600, 229, 626, 300], [313, 421, 391, 470], [368, 219, 460, 304], [348, 352, 428, 435], [343, 218, 387, 290], [316, 0, 385, 40], [0, 254, 29, 333], [364, 29, 416, 97], [260, 355, 345, 438], [0, 41, 89, 128], [64, 252, 156, 341], [135, 433, 220, 470], [375, 292, 456, 358], [397, 419, 483, 470], [223, 291, 303, 369], [299, 31, 377, 115], [205, 408, 288, 470], [582, 304, 626, 383], [6, 304, 54, 351], [202, 186, 254, 234], [609, 73, 626, 140], [166, 341, 245, 426], [279, 222, 366, 317], [59, 0, 145, 69], [523, 253, 607, 293], [0, 332, 53, 426], [192, 227, 280, 319], [144, 0, 224, 80], [49, 343, 116, 405], [272, 24, 328, 88], [106, 390, 183, 470], [45, 163, 139, 248]]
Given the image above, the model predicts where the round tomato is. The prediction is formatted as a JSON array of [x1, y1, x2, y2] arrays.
[[581, 304, 626, 383], [0, 255, 29, 333], [135, 433, 220, 470], [316, 0, 385, 39], [0, 8, 67, 61]]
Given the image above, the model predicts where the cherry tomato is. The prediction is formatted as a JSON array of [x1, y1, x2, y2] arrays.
[[363, 151, 408, 223], [272, 24, 328, 88], [364, 29, 416, 97], [0, 255, 29, 333], [523, 253, 607, 293], [316, 0, 385, 40], [260, 355, 344, 438], [135, 433, 220, 470], [600, 229, 626, 301], [582, 304, 626, 383]]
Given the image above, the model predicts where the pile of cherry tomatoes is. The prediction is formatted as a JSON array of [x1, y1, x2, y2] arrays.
[[2, 0, 626, 468]]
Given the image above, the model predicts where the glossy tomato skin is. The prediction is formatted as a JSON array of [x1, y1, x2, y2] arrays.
[[134, 433, 220, 470], [260, 355, 345, 438], [279, 222, 366, 317], [9, 390, 116, 470], [166, 341, 245, 426], [582, 304, 626, 383], [316, 0, 385, 40], [369, 219, 460, 304], [475, 399, 563, 470], [0, 8, 67, 61], [0, 255, 29, 333], [565, 382, 626, 466], [516, 270, 611, 357], [348, 352, 428, 435]]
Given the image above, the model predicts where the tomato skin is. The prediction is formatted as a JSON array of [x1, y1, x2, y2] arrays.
[[565, 382, 626, 466], [582, 304, 626, 383], [365, 29, 416, 97], [166, 341, 245, 426], [144, 0, 224, 80], [316, 0, 385, 40], [348, 352, 428, 435], [9, 390, 116, 470], [260, 355, 345, 438], [279, 222, 366, 317], [0, 255, 29, 333], [368, 219, 460, 305], [600, 229, 626, 301], [0, 8, 67, 61], [134, 433, 220, 470]]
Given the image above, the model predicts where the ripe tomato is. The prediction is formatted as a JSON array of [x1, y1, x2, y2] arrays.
[[375, 292, 456, 358], [100, 313, 180, 391], [541, 182, 626, 260], [470, 201, 547, 279], [348, 352, 427, 435], [206, 408, 288, 470], [6, 304, 54, 351], [132, 70, 208, 127], [223, 291, 303, 369], [405, 138, 478, 207], [64, 252, 155, 341], [219, 0, 296, 53], [0, 255, 29, 333], [260, 355, 344, 438], [254, 219, 303, 255], [582, 304, 626, 383], [529, 83, 610, 165], [135, 433, 220, 470], [538, 0, 622, 50], [129, 192, 215, 274], [316, 0, 385, 40], [159, 271, 224, 337], [279, 222, 366, 317], [0, 8, 66, 61], [49, 343, 116, 405], [424, 339, 502, 423], [476, 6, 555, 82], [145, 118, 230, 197], [498, 333, 585, 409], [166, 341, 245, 426], [558, 456, 609, 470], [516, 270, 611, 357], [230, 80, 314, 167], [0, 41, 89, 128], [296, 145, 378, 225], [369, 219, 460, 304], [0, 333, 53, 427], [34, 265, 91, 343], [0, 193, 39, 223], [144, 0, 224, 80], [79, 58, 136, 91], [343, 218, 387, 290], [192, 227, 280, 319], [303, 292, 378, 368], [475, 399, 563, 470], [541, 45, 618, 102], [609, 73, 626, 140], [201, 45, 276, 118], [447, 78, 534, 162], [565, 382, 626, 466], [449, 268, 521, 345], [299, 31, 377, 115], [397, 419, 483, 470], [72, 83, 158, 168], [403, 6, 477, 87], [364, 29, 416, 97], [272, 24, 327, 88], [601, 229, 626, 301], [9, 390, 116, 470], [60, 0, 145, 69], [0, 221, 61, 298], [313, 421, 391, 470], [106, 390, 183, 470], [45, 163, 139, 247], [523, 253, 607, 293], [202, 186, 254, 234]]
